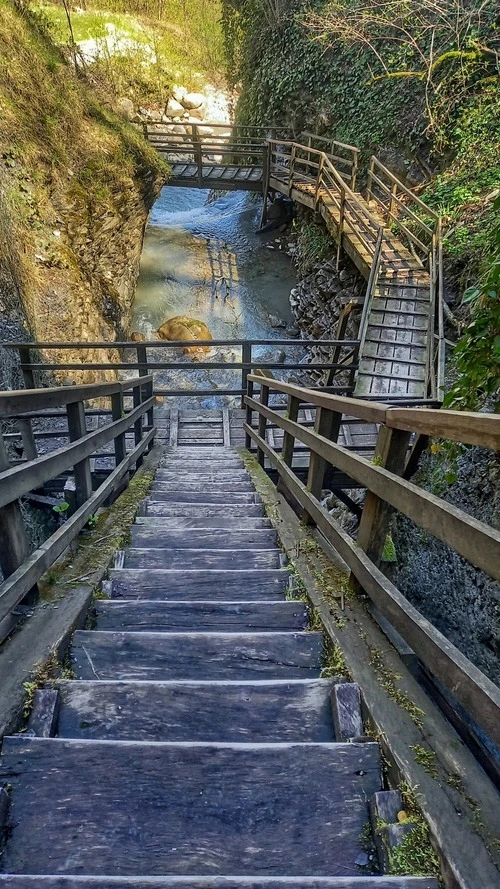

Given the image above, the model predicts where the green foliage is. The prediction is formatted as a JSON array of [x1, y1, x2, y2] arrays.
[[389, 821, 440, 877], [222, 0, 500, 275], [52, 500, 69, 514], [382, 534, 397, 563], [294, 218, 332, 275], [443, 195, 500, 411]]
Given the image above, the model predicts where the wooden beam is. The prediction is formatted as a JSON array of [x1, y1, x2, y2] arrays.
[[0, 398, 155, 510], [386, 407, 500, 450], [243, 423, 500, 745], [0, 428, 155, 628], [66, 402, 93, 509], [304, 406, 342, 524], [0, 434, 37, 607], [247, 375, 388, 424], [244, 397, 500, 581]]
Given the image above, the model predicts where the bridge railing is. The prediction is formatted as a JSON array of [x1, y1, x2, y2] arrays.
[[244, 373, 500, 749], [0, 375, 155, 643], [3, 336, 361, 414]]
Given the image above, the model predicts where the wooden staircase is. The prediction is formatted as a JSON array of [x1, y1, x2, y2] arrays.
[[0, 446, 438, 887]]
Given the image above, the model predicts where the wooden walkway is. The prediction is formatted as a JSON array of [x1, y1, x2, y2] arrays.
[[0, 444, 439, 887], [146, 124, 444, 402]]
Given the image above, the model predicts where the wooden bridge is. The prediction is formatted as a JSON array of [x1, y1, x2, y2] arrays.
[[0, 370, 499, 888], [145, 123, 444, 403]]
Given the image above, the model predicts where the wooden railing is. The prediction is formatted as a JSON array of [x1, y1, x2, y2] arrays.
[[3, 338, 361, 408], [244, 374, 500, 747], [0, 376, 155, 642]]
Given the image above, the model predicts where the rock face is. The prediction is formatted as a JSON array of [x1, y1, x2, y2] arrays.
[[157, 316, 212, 359], [116, 97, 135, 120], [165, 98, 185, 118], [289, 257, 364, 384], [180, 92, 205, 110]]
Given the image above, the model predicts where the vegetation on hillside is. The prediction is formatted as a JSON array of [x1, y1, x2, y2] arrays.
[[222, 0, 499, 408], [0, 0, 167, 340], [222, 0, 499, 276], [35, 0, 225, 105]]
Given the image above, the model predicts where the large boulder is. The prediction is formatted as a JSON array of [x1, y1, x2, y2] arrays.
[[165, 98, 185, 118], [181, 92, 205, 110], [157, 316, 212, 360], [116, 97, 135, 120], [189, 104, 206, 121]]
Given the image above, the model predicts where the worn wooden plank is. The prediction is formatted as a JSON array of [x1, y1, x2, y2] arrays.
[[56, 678, 332, 741], [130, 528, 277, 549], [71, 630, 323, 680], [330, 684, 364, 741], [107, 568, 290, 600], [94, 600, 307, 632], [0, 876, 441, 887], [143, 502, 264, 517], [27, 689, 60, 738], [0, 737, 380, 876], [148, 491, 257, 503], [386, 407, 500, 450], [246, 375, 387, 424], [134, 516, 272, 530], [122, 548, 281, 570]]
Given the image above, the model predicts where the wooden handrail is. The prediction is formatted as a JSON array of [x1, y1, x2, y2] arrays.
[[244, 376, 500, 745], [0, 375, 152, 418]]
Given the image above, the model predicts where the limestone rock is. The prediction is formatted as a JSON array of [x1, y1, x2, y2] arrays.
[[190, 105, 206, 121], [165, 98, 185, 118], [157, 315, 212, 360], [181, 92, 205, 110], [130, 331, 146, 342]]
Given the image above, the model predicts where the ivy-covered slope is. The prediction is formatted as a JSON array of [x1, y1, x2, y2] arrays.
[[223, 0, 499, 282]]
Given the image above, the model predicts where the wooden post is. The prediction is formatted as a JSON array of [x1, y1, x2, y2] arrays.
[[314, 154, 324, 209], [366, 157, 375, 203], [351, 151, 359, 191], [356, 425, 412, 565], [192, 124, 203, 186], [66, 401, 93, 509], [258, 144, 270, 230], [132, 384, 144, 468], [241, 341, 252, 410], [281, 395, 301, 468], [288, 144, 296, 197], [245, 372, 253, 451], [136, 345, 153, 432], [336, 187, 346, 270], [0, 432, 38, 606], [17, 346, 38, 460], [303, 406, 342, 525], [257, 383, 270, 467], [111, 390, 126, 467], [388, 182, 398, 225]]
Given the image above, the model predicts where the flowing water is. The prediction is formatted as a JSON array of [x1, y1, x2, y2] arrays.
[[132, 186, 298, 407]]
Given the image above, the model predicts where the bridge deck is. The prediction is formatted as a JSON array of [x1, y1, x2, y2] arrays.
[[170, 161, 264, 192]]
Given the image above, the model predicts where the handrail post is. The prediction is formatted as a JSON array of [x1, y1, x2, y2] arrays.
[[192, 124, 203, 186], [245, 372, 253, 450], [257, 382, 270, 467], [356, 424, 412, 566], [303, 406, 342, 524], [366, 157, 375, 203], [66, 400, 93, 509], [336, 187, 346, 270], [314, 153, 324, 209], [259, 144, 270, 230], [288, 144, 296, 197], [17, 346, 38, 460], [132, 382, 144, 468], [136, 344, 153, 432], [277, 394, 301, 493], [0, 431, 38, 607], [241, 341, 252, 409], [350, 151, 358, 191], [388, 182, 398, 224], [111, 390, 126, 467]]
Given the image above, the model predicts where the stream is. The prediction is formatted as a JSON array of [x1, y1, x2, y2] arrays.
[[132, 186, 298, 407]]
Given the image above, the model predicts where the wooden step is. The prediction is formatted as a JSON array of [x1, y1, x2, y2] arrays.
[[156, 470, 248, 480], [0, 877, 441, 888], [147, 492, 259, 504], [95, 600, 307, 632], [142, 503, 265, 517], [129, 528, 277, 549], [151, 481, 255, 493], [71, 631, 323, 680], [134, 516, 273, 530], [56, 679, 332, 741], [121, 548, 281, 570], [0, 737, 380, 876], [108, 568, 290, 600]]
